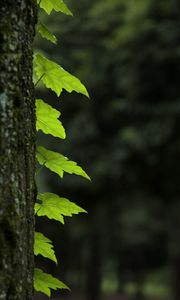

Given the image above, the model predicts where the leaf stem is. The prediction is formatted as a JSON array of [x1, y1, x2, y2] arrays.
[[35, 206, 42, 215], [34, 73, 45, 87], [36, 163, 45, 176], [38, 0, 42, 6]]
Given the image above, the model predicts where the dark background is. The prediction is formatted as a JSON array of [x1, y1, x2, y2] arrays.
[[35, 1, 180, 299]]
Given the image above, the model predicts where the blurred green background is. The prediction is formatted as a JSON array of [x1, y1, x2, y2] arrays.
[[35, 0, 180, 299]]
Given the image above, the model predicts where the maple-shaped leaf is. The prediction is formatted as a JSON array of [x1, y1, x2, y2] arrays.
[[37, 23, 57, 44], [36, 146, 90, 180], [34, 268, 69, 297], [38, 0, 73, 16], [34, 53, 89, 97], [34, 232, 57, 263], [36, 99, 65, 139], [35, 192, 87, 223]]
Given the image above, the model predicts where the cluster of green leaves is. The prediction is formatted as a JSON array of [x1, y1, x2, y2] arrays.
[[34, 0, 90, 297]]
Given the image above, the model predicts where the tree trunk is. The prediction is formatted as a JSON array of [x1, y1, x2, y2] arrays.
[[173, 257, 180, 300], [133, 269, 145, 300], [0, 0, 37, 299], [86, 231, 102, 300]]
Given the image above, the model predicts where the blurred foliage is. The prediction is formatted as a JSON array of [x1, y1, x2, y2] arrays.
[[35, 0, 180, 299]]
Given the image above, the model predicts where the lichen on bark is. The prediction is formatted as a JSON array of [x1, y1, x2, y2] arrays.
[[0, 0, 37, 299]]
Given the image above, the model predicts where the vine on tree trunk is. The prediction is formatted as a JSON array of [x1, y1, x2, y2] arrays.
[[34, 0, 90, 297]]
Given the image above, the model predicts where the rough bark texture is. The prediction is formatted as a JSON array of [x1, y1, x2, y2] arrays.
[[0, 0, 37, 299]]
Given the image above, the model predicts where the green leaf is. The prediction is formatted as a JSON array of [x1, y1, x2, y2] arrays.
[[34, 232, 57, 263], [34, 268, 69, 297], [35, 192, 87, 224], [36, 146, 90, 180], [36, 99, 65, 139], [38, 0, 73, 16], [37, 23, 57, 44], [34, 53, 89, 97]]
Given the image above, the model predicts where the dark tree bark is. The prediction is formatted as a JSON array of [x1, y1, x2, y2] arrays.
[[0, 0, 37, 299], [173, 257, 180, 300], [133, 270, 145, 300], [86, 231, 102, 300]]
